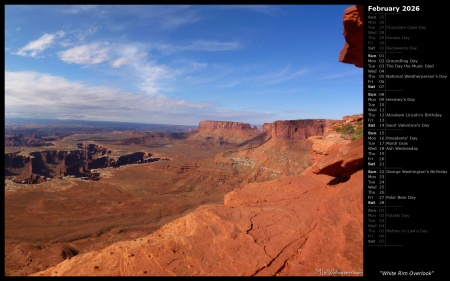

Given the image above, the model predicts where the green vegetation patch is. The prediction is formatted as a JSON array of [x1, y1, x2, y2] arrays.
[[335, 122, 363, 141]]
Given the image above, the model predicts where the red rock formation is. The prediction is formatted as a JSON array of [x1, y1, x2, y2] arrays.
[[199, 121, 257, 131], [311, 137, 363, 178], [343, 114, 363, 124], [4, 153, 30, 169], [85, 144, 109, 160], [4, 145, 157, 182], [27, 174, 46, 184], [263, 119, 333, 141], [339, 5, 363, 68], [5, 134, 56, 147], [306, 114, 363, 165], [190, 121, 261, 146], [28, 150, 85, 178], [262, 122, 272, 133]]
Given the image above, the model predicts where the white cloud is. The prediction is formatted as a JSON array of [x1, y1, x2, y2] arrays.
[[75, 27, 99, 42], [135, 62, 169, 95], [56, 27, 99, 48], [153, 40, 241, 53], [5, 71, 271, 125], [4, 71, 200, 117], [187, 40, 241, 51], [260, 67, 309, 84], [63, 5, 99, 14], [105, 43, 169, 95], [120, 5, 201, 30], [55, 42, 172, 96], [160, 10, 202, 29], [58, 5, 200, 31], [218, 5, 284, 16], [111, 57, 130, 68], [109, 44, 147, 68], [58, 43, 109, 65], [217, 66, 309, 88], [15, 31, 65, 57]]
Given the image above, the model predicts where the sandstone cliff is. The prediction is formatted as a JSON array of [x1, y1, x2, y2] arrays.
[[307, 114, 362, 165], [4, 150, 85, 180], [203, 118, 339, 184], [339, 4, 363, 68], [263, 119, 334, 141], [199, 121, 257, 131], [188, 120, 261, 146], [4, 144, 158, 183]]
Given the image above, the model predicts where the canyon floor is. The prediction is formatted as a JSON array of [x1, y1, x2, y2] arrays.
[[4, 117, 363, 276]]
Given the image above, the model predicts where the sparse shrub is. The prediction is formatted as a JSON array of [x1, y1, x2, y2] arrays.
[[335, 122, 363, 140], [341, 123, 355, 135], [350, 125, 363, 140]]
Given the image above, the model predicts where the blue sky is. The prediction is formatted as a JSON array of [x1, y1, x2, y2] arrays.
[[5, 5, 362, 126]]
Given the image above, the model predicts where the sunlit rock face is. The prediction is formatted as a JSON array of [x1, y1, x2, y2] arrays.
[[339, 4, 364, 68]]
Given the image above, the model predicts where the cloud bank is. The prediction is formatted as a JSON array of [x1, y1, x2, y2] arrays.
[[5, 71, 272, 125]]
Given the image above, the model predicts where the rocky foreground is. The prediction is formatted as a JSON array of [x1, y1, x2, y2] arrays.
[[31, 134, 363, 276]]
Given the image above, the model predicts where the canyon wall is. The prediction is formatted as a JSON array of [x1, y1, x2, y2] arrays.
[[262, 119, 334, 141], [190, 121, 261, 146], [199, 121, 258, 131], [4, 145, 157, 182]]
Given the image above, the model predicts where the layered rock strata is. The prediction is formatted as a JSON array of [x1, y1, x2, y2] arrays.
[[4, 145, 160, 183], [263, 119, 334, 141], [338, 4, 364, 67]]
